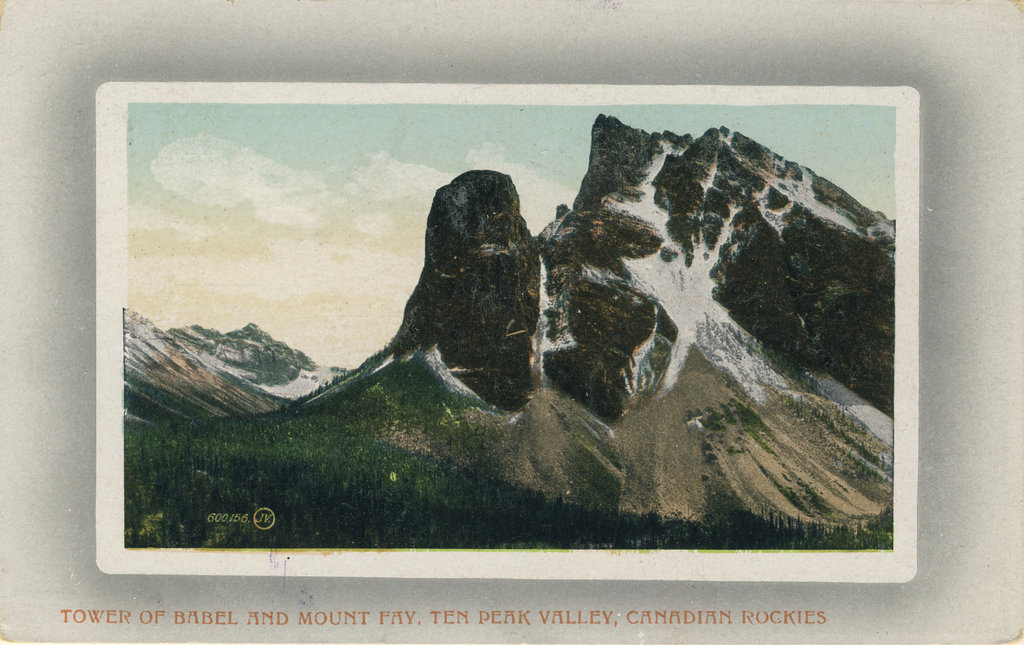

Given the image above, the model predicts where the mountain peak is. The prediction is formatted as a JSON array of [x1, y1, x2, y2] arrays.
[[228, 322, 271, 342], [166, 319, 316, 383], [697, 126, 724, 142], [426, 170, 521, 246], [126, 311, 331, 422], [390, 169, 540, 410], [542, 115, 896, 418], [593, 113, 626, 129], [575, 115, 660, 213]]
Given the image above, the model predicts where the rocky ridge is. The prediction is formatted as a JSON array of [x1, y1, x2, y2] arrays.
[[540, 116, 895, 420], [124, 310, 336, 421]]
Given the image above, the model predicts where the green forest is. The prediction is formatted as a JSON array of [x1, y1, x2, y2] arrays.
[[124, 360, 893, 551]]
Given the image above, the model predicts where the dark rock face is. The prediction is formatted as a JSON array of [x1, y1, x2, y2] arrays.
[[390, 170, 540, 410], [573, 114, 694, 214], [542, 278, 676, 419], [539, 117, 687, 420], [544, 207, 662, 279], [652, 129, 776, 266], [712, 202, 816, 369], [766, 186, 792, 211], [779, 206, 895, 414], [654, 128, 723, 220], [713, 200, 895, 415]]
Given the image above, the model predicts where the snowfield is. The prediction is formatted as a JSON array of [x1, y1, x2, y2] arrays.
[[812, 375, 895, 448], [609, 145, 791, 404]]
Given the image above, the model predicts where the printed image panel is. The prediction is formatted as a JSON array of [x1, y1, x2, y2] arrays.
[[96, 83, 918, 580]]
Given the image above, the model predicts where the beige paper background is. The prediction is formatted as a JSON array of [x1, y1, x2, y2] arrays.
[[1, 0, 1022, 643]]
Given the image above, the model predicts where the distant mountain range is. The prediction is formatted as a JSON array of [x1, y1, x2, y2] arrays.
[[125, 115, 895, 530], [123, 310, 340, 422]]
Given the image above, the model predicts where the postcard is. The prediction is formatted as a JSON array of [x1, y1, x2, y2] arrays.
[[95, 82, 919, 581]]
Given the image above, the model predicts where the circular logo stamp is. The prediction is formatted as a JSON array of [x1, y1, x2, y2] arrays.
[[253, 507, 276, 530]]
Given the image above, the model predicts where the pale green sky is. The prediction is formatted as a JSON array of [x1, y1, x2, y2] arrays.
[[127, 103, 896, 367]]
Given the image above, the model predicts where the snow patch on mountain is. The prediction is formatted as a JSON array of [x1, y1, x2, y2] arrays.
[[693, 315, 789, 402], [812, 375, 894, 448], [750, 164, 893, 251], [416, 347, 488, 403], [538, 260, 577, 356], [255, 366, 336, 399], [624, 315, 660, 397], [786, 169, 864, 235], [579, 408, 615, 440], [124, 311, 180, 372], [608, 145, 790, 404], [534, 261, 560, 383]]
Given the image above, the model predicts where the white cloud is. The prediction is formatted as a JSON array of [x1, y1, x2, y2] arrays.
[[150, 133, 333, 227], [342, 146, 577, 236], [343, 151, 451, 206], [466, 143, 577, 234], [128, 203, 215, 241]]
